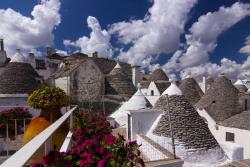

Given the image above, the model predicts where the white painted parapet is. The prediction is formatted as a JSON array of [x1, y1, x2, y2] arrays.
[[60, 131, 73, 152], [1, 106, 78, 167]]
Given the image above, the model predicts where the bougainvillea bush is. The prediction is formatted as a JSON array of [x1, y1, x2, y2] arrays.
[[33, 111, 145, 167], [0, 107, 32, 139]]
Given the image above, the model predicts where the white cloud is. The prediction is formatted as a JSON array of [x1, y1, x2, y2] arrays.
[[239, 35, 250, 55], [64, 16, 113, 58], [180, 56, 250, 81], [163, 2, 250, 78], [181, 2, 250, 67], [109, 0, 198, 67], [0, 0, 61, 56]]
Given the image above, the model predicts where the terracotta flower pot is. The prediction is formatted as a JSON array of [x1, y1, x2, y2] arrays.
[[23, 108, 69, 163]]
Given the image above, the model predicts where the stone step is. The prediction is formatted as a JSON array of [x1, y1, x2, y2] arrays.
[[230, 159, 250, 167], [220, 159, 250, 167]]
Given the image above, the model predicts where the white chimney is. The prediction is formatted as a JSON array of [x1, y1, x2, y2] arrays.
[[0, 39, 7, 65], [28, 52, 36, 69], [132, 65, 142, 88], [0, 39, 4, 51], [92, 51, 98, 58], [201, 76, 207, 93]]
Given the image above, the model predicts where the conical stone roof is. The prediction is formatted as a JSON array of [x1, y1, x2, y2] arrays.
[[234, 80, 248, 93], [106, 62, 136, 100], [111, 85, 151, 126], [0, 62, 40, 94], [179, 77, 204, 105], [153, 95, 220, 150], [162, 82, 182, 96], [150, 68, 169, 81], [10, 50, 26, 63], [235, 84, 248, 93], [154, 82, 182, 110], [196, 75, 241, 122], [206, 76, 214, 90], [234, 80, 244, 85]]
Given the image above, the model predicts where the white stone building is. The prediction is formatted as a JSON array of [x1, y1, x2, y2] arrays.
[[0, 50, 42, 116], [196, 74, 250, 160], [140, 68, 170, 105], [110, 84, 151, 128]]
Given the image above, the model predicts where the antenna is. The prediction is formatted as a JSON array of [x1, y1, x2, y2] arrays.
[[165, 94, 176, 159]]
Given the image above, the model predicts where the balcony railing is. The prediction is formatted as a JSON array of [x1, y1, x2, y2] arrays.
[[0, 118, 32, 156], [1, 106, 78, 167]]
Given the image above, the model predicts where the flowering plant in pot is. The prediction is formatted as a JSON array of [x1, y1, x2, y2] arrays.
[[24, 86, 70, 163], [33, 110, 145, 167], [0, 107, 31, 140], [27, 86, 70, 122]]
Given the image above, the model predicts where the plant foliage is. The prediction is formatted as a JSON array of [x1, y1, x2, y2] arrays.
[[28, 86, 69, 109]]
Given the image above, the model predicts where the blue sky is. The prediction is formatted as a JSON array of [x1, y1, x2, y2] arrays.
[[1, 0, 250, 79]]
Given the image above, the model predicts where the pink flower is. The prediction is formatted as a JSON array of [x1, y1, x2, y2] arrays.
[[128, 141, 137, 147], [97, 159, 106, 167], [99, 146, 106, 155], [137, 158, 145, 167], [83, 139, 94, 148], [104, 135, 116, 146], [80, 152, 92, 166], [31, 163, 43, 167]]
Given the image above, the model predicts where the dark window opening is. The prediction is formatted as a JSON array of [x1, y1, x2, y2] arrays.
[[245, 99, 248, 111], [226, 132, 235, 142], [212, 101, 216, 104], [128, 114, 131, 140], [215, 125, 219, 130], [151, 90, 154, 96]]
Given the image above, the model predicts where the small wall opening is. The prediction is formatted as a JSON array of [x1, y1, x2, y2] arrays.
[[128, 114, 131, 141], [244, 99, 248, 111], [226, 132, 235, 142], [151, 90, 154, 96]]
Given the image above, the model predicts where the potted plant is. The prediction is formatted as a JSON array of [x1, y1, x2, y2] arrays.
[[23, 86, 70, 163]]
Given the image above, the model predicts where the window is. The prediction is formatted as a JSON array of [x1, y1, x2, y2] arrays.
[[151, 90, 154, 96], [226, 132, 235, 142], [245, 99, 248, 110], [128, 114, 131, 140]]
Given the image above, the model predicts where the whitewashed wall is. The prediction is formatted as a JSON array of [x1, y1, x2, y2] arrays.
[[55, 76, 70, 95], [143, 82, 161, 106], [129, 110, 162, 140], [141, 88, 148, 95], [197, 109, 250, 160], [145, 95, 160, 106], [216, 126, 250, 160], [37, 69, 51, 80], [147, 82, 161, 96]]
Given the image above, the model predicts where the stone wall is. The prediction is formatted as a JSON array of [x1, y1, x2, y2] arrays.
[[238, 93, 250, 111], [70, 60, 104, 104]]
